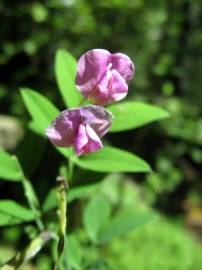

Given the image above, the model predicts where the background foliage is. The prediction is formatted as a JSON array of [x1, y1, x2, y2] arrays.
[[0, 0, 202, 269]]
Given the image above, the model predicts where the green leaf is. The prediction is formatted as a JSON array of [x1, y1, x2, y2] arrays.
[[98, 210, 155, 244], [83, 195, 112, 243], [20, 88, 60, 135], [66, 234, 82, 270], [56, 147, 72, 159], [20, 88, 78, 159], [108, 101, 170, 132], [68, 183, 100, 203], [86, 260, 119, 270], [0, 149, 21, 181], [73, 146, 151, 173], [55, 49, 82, 107], [43, 183, 100, 212], [42, 188, 57, 212], [0, 200, 35, 226]]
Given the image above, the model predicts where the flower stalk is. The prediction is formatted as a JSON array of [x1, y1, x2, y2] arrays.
[[54, 176, 69, 270]]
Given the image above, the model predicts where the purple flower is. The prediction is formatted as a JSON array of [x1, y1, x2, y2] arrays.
[[45, 105, 113, 155], [76, 49, 134, 106]]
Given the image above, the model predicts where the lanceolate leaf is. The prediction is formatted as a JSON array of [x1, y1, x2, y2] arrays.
[[66, 235, 82, 270], [0, 149, 21, 181], [21, 88, 74, 159], [20, 88, 59, 135], [73, 146, 151, 173], [83, 195, 112, 243], [108, 101, 170, 132], [0, 200, 35, 226], [98, 210, 155, 244], [55, 49, 82, 108]]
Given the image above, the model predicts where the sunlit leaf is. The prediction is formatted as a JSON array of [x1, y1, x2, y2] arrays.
[[20, 88, 59, 135], [0, 200, 35, 226], [55, 49, 82, 108], [73, 146, 151, 173], [108, 101, 170, 132], [0, 148, 21, 181]]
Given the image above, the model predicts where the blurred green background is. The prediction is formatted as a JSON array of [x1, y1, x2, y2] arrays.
[[0, 0, 202, 269]]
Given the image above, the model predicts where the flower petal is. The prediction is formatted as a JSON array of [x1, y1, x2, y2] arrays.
[[110, 69, 128, 102], [45, 105, 112, 154], [86, 125, 103, 152], [111, 53, 134, 81], [80, 105, 113, 137], [74, 124, 89, 155], [76, 49, 110, 96], [74, 124, 102, 155], [45, 109, 80, 147]]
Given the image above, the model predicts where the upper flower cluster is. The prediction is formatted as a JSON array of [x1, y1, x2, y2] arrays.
[[46, 49, 134, 155]]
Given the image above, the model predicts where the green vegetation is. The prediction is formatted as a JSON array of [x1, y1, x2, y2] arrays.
[[0, 0, 202, 269]]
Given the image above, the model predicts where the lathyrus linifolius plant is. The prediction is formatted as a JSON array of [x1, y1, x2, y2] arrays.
[[0, 48, 169, 270]]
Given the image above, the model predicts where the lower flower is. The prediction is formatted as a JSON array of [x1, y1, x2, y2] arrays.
[[45, 105, 113, 155]]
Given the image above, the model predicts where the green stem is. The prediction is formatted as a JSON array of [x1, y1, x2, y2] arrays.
[[54, 176, 69, 270], [22, 177, 44, 231], [13, 156, 44, 231], [68, 155, 74, 183]]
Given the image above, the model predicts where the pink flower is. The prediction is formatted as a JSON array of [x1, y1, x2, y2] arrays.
[[76, 49, 134, 106], [45, 105, 113, 155]]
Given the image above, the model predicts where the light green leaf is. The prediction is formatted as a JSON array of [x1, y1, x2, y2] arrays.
[[98, 210, 155, 244], [108, 101, 170, 132], [66, 234, 82, 270], [56, 147, 72, 158], [0, 200, 35, 226], [55, 49, 82, 108], [83, 195, 112, 243], [0, 149, 21, 181], [42, 189, 57, 212], [43, 183, 100, 212], [73, 146, 151, 173], [20, 88, 59, 135], [68, 183, 100, 203]]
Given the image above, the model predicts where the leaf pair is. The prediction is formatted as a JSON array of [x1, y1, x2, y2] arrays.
[[83, 195, 155, 244]]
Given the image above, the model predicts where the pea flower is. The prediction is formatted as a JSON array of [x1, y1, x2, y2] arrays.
[[45, 105, 113, 156], [76, 49, 134, 106]]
